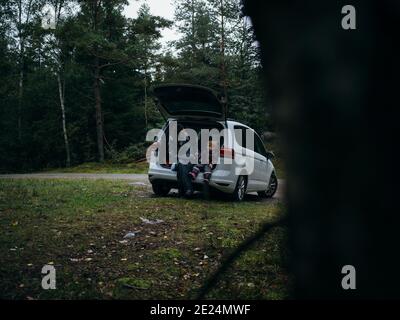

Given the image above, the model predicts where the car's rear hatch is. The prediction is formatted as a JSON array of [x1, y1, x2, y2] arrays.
[[153, 84, 226, 121]]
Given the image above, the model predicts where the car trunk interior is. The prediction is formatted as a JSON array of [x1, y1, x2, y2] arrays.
[[161, 120, 225, 168]]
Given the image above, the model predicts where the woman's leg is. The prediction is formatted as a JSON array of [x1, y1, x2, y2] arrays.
[[189, 165, 202, 180], [203, 164, 212, 183]]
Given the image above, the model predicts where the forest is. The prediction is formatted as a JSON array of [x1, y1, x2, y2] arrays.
[[0, 0, 271, 173]]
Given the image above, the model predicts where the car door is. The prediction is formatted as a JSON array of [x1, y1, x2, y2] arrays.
[[233, 126, 265, 191], [253, 133, 269, 191]]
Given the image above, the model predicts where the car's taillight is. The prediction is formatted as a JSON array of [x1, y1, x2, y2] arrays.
[[220, 147, 235, 159]]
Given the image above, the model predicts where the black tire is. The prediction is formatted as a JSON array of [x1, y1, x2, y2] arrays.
[[152, 182, 171, 196], [232, 175, 247, 201], [258, 171, 278, 198]]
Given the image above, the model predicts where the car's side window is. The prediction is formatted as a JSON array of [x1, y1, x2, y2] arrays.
[[234, 125, 267, 158], [234, 126, 247, 148], [254, 134, 267, 157]]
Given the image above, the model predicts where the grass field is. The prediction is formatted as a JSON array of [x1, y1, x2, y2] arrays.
[[0, 179, 290, 300], [44, 161, 148, 174]]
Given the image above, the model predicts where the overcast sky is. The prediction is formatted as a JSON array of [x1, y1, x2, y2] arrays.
[[123, 0, 180, 47]]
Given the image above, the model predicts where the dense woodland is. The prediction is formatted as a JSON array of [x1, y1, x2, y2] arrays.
[[0, 0, 271, 172]]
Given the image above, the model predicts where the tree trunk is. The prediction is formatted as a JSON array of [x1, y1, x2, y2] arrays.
[[17, 69, 23, 141], [190, 0, 196, 67], [219, 0, 228, 106], [94, 57, 104, 162], [57, 73, 71, 167], [16, 0, 34, 142], [240, 19, 247, 83], [52, 1, 71, 167], [244, 0, 400, 298], [17, 0, 23, 141], [144, 78, 148, 130]]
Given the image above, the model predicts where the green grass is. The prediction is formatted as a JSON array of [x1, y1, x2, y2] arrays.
[[44, 161, 148, 174], [0, 179, 290, 300]]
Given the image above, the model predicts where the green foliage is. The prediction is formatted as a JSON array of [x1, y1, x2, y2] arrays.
[[161, 0, 271, 131], [0, 0, 272, 172], [107, 142, 150, 164]]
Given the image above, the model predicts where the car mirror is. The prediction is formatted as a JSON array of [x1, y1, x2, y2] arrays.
[[266, 151, 275, 159]]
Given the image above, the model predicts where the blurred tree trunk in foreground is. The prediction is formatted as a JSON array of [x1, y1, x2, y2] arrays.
[[243, 0, 400, 298]]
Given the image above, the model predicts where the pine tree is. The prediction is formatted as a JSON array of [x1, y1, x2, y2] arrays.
[[127, 3, 171, 129], [76, 0, 129, 162], [173, 0, 220, 88]]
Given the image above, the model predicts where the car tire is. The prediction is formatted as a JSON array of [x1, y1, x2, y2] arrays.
[[232, 176, 247, 201], [152, 182, 171, 196], [258, 171, 278, 198]]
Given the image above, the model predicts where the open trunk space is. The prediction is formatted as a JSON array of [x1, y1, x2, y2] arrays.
[[161, 120, 225, 168]]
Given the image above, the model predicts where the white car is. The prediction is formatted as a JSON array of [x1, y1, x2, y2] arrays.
[[148, 84, 278, 201]]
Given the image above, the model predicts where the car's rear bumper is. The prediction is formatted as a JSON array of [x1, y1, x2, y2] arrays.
[[148, 163, 237, 193]]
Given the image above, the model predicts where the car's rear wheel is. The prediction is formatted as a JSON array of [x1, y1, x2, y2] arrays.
[[232, 176, 247, 201], [152, 182, 171, 196], [258, 171, 278, 198]]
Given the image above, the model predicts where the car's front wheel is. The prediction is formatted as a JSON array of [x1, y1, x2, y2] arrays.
[[152, 182, 171, 196], [232, 176, 247, 201], [258, 171, 278, 198]]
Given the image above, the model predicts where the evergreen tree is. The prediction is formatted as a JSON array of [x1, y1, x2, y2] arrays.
[[0, 0, 269, 172], [127, 3, 172, 129]]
